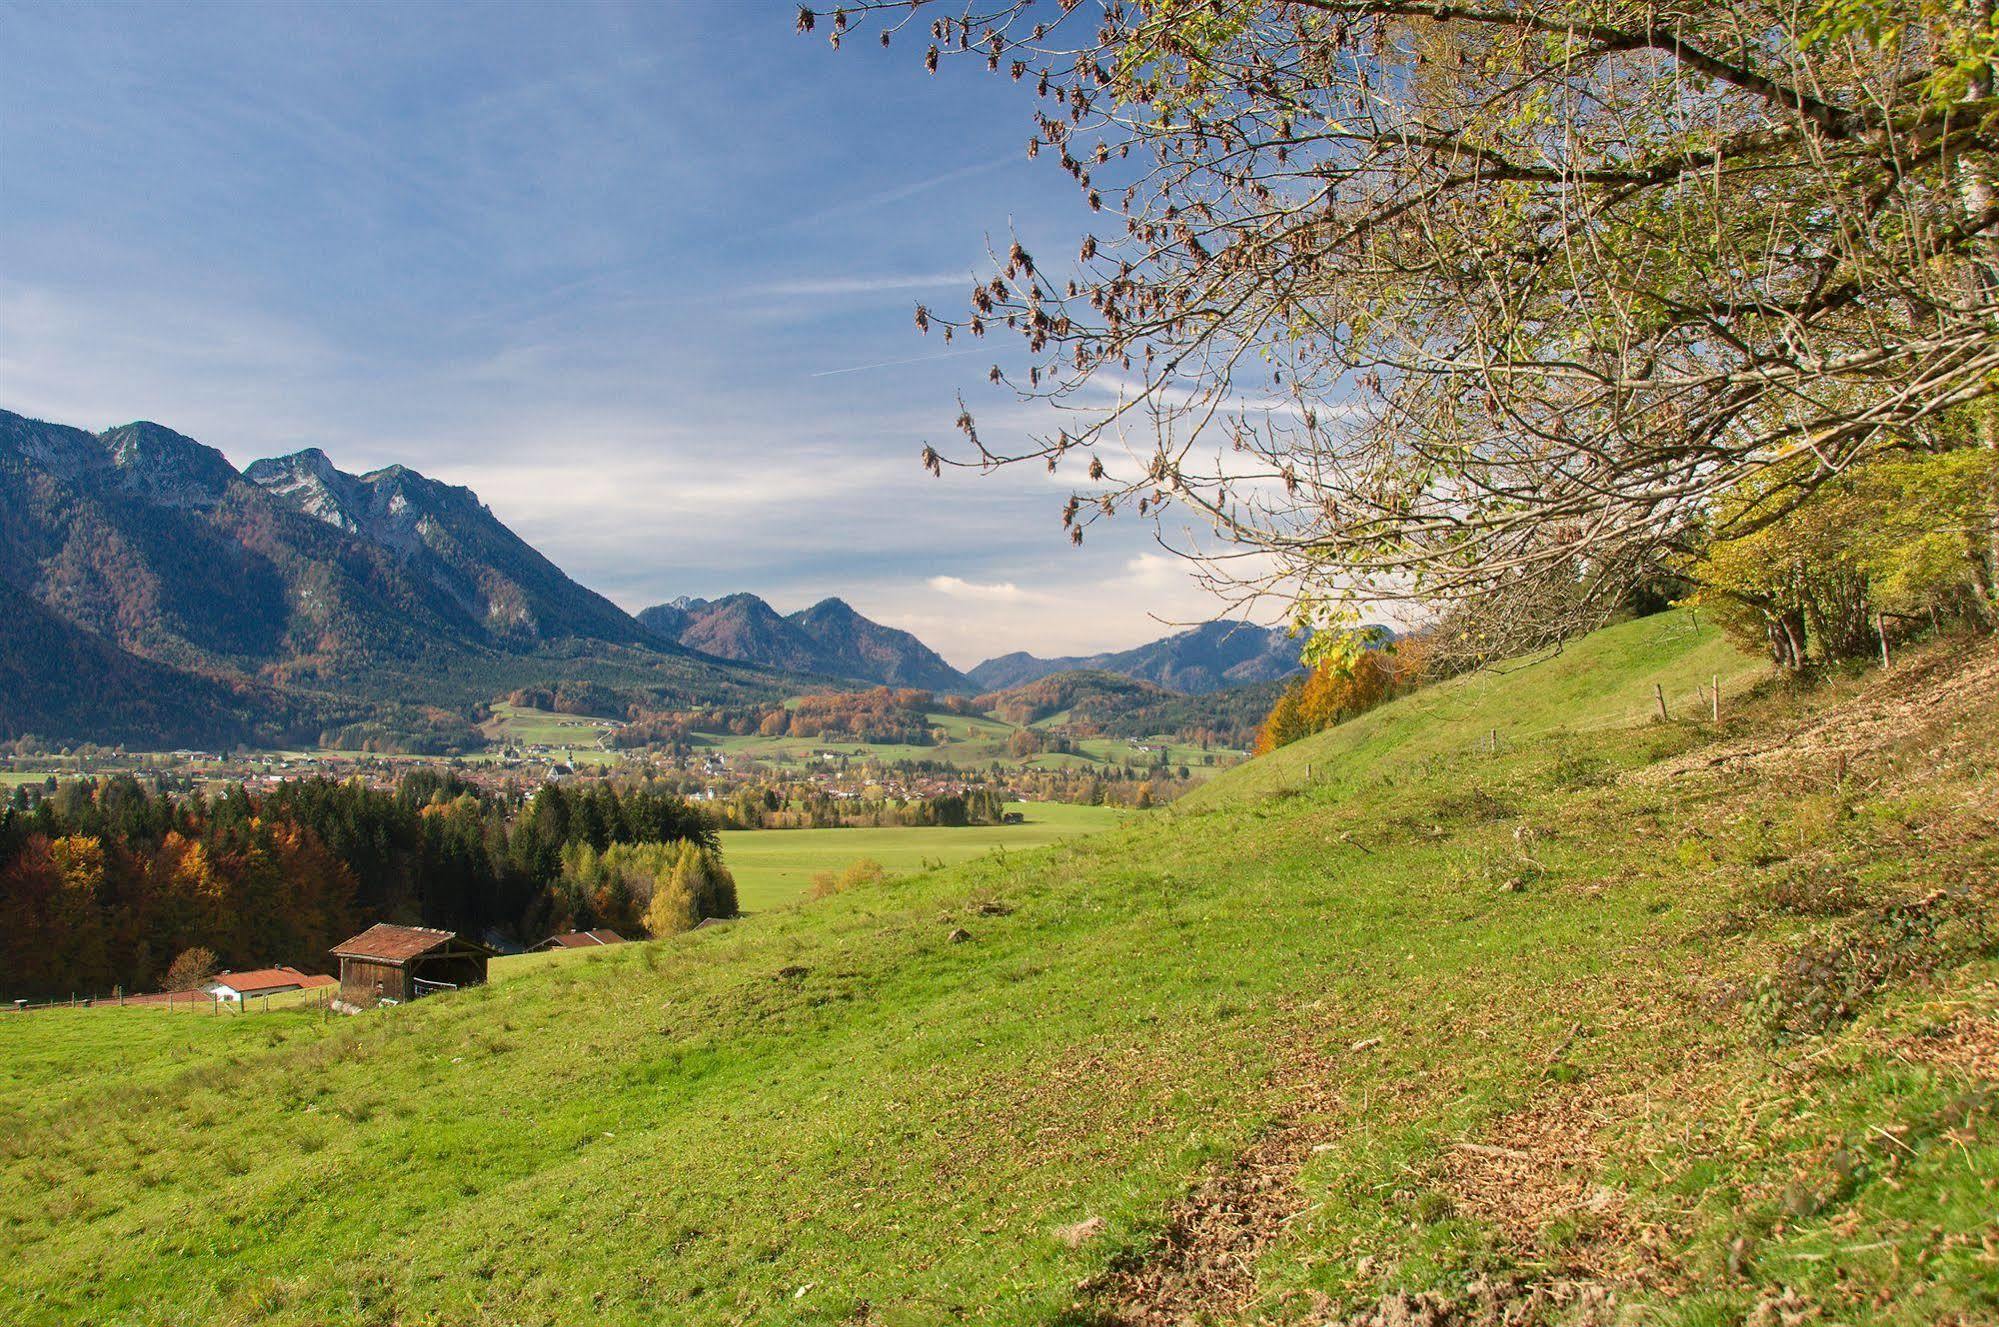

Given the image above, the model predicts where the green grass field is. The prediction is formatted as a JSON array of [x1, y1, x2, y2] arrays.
[[467, 703, 623, 765], [696, 708, 1229, 775], [719, 801, 1128, 911], [3, 612, 1994, 1326]]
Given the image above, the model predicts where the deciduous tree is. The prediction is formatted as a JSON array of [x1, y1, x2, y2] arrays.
[[811, 0, 1999, 643]]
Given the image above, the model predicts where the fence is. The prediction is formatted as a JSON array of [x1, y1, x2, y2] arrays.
[[8, 986, 336, 1015]]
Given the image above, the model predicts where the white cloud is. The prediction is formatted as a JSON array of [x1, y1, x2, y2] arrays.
[[925, 575, 1049, 603]]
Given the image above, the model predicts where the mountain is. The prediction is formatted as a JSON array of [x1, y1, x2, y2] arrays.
[[0, 579, 276, 747], [967, 620, 1307, 693], [0, 410, 783, 746], [652, 594, 826, 676], [638, 593, 968, 692], [789, 597, 965, 692], [242, 447, 651, 649]]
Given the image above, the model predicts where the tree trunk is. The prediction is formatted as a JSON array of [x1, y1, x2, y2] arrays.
[[1963, 0, 1999, 624]]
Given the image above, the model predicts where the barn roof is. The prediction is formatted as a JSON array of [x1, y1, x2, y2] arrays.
[[539, 929, 627, 950], [209, 967, 336, 995], [332, 923, 477, 964]]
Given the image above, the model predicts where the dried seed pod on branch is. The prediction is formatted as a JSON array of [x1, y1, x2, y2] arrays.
[[811, 0, 1999, 647]]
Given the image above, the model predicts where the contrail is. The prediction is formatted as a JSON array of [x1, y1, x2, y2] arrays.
[[810, 348, 980, 378]]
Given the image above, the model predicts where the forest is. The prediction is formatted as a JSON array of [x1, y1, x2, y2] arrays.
[[0, 773, 723, 999]]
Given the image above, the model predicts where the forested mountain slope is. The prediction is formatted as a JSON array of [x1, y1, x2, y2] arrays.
[[3, 612, 1993, 1327]]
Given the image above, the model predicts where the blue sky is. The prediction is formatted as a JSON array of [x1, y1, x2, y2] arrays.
[[0, 1, 1250, 667]]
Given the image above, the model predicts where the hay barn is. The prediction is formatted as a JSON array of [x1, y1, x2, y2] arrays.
[[330, 924, 493, 1009]]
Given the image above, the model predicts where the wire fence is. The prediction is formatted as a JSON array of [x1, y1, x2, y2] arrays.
[[8, 986, 336, 1015]]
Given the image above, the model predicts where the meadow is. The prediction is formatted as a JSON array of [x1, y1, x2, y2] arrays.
[[1, 612, 1992, 1326], [692, 708, 1225, 775], [718, 800, 1127, 910], [472, 702, 622, 765]]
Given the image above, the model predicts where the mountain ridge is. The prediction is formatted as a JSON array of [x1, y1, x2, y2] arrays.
[[966, 619, 1307, 693], [636, 592, 967, 692], [0, 409, 784, 746]]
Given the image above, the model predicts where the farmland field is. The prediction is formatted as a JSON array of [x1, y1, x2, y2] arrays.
[[695, 709, 1231, 774], [720, 801, 1127, 910]]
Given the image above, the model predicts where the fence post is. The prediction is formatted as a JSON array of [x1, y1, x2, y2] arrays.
[[1654, 684, 1668, 722], [1711, 674, 1720, 724], [1877, 613, 1890, 668]]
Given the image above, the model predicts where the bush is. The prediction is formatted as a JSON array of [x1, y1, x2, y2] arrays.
[[807, 858, 887, 901]]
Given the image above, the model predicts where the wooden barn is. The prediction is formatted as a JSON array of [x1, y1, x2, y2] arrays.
[[330, 924, 494, 1009]]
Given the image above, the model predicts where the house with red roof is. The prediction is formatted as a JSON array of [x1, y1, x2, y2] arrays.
[[203, 966, 337, 1004], [530, 929, 627, 952]]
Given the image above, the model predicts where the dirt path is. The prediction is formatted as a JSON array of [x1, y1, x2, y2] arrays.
[[1079, 1070, 1637, 1327]]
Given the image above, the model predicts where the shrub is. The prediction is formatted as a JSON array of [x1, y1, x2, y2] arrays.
[[807, 858, 887, 901]]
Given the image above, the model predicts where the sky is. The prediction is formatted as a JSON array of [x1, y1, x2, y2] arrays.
[[0, 1, 1276, 669]]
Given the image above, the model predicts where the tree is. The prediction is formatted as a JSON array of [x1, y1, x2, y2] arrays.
[[162, 946, 218, 993], [811, 0, 1999, 643], [1691, 449, 1999, 664], [640, 841, 739, 937], [1253, 683, 1307, 755]]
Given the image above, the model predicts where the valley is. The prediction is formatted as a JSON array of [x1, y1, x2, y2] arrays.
[[719, 801, 1126, 911], [8, 5, 1995, 1322]]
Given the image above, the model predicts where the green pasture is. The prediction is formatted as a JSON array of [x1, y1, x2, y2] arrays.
[[718, 801, 1127, 911], [2, 612, 1993, 1327]]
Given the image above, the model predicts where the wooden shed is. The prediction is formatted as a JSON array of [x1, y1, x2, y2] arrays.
[[330, 924, 494, 1009]]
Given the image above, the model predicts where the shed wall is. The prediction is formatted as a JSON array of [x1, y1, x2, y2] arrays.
[[338, 958, 407, 1006]]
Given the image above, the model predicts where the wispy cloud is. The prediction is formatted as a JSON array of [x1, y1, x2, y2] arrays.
[[748, 271, 973, 298], [810, 348, 980, 378], [781, 153, 1019, 230]]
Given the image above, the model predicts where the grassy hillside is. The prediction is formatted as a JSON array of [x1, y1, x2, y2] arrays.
[[2, 614, 1994, 1327], [1182, 610, 1763, 809]]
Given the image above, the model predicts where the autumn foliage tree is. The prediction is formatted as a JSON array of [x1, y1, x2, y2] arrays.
[[0, 772, 719, 998], [1691, 450, 1999, 666], [1254, 632, 1418, 754]]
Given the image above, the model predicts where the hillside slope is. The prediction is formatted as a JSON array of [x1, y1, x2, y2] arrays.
[[1182, 611, 1765, 809], [3, 614, 1994, 1327]]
